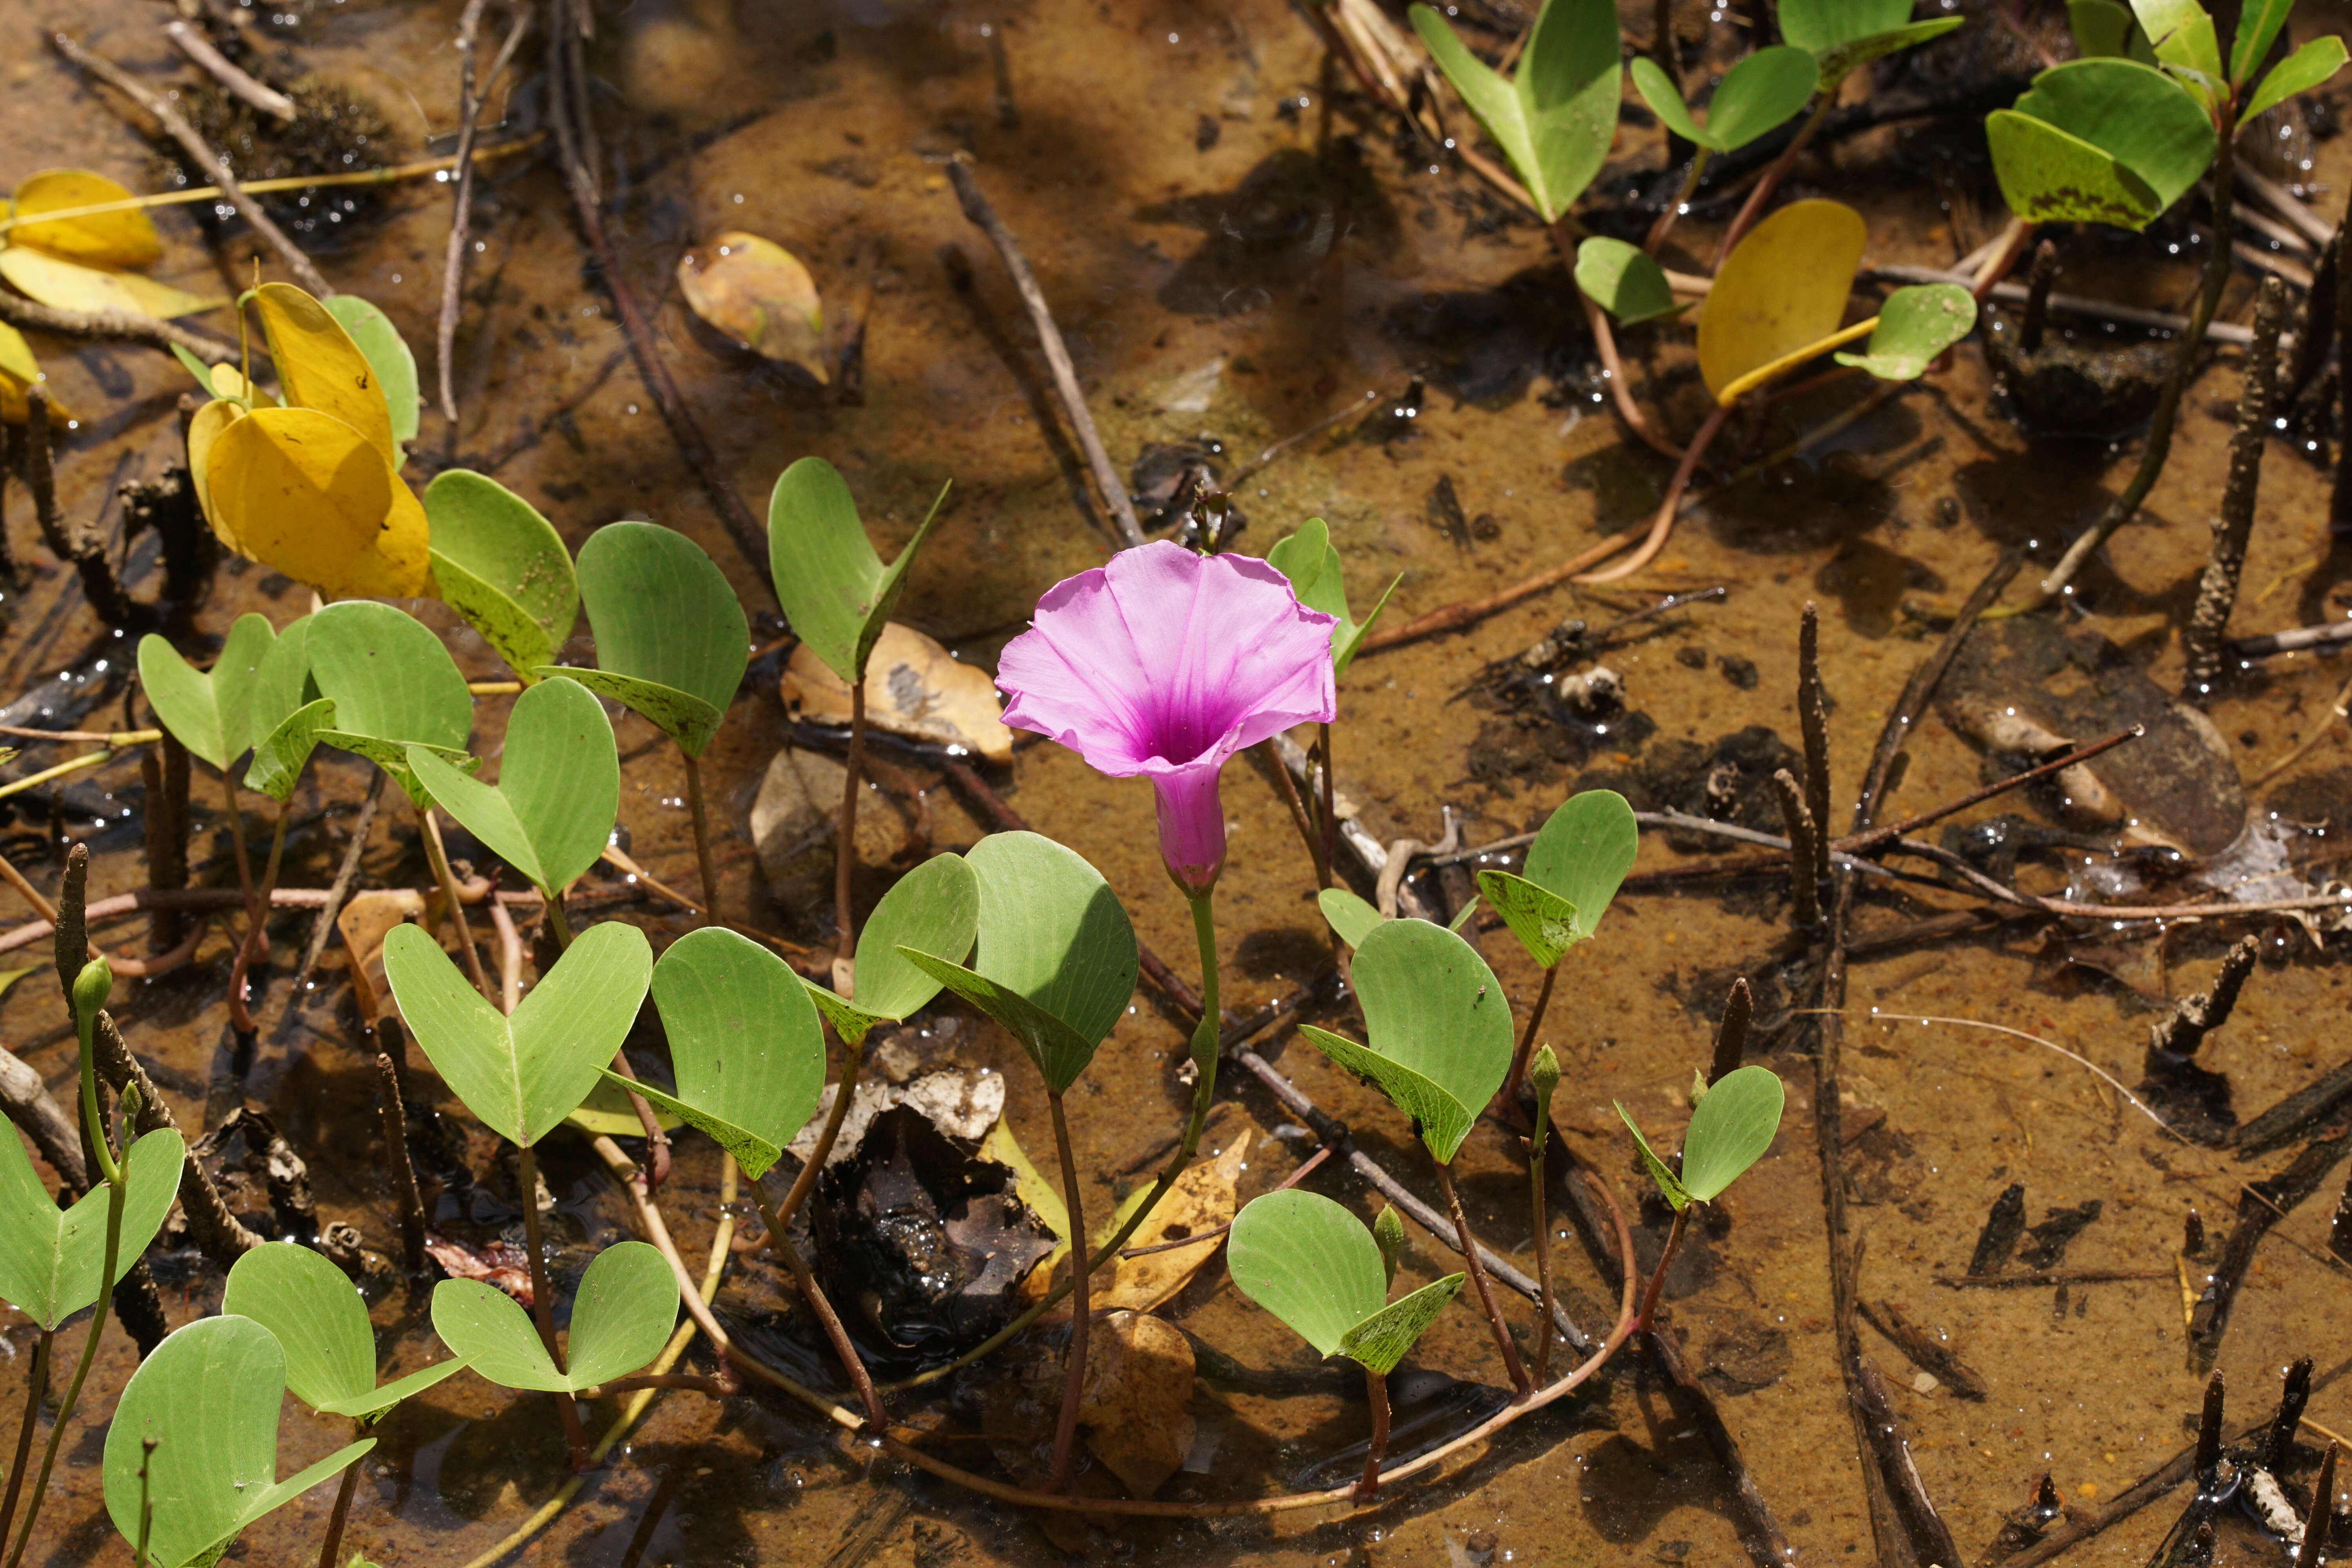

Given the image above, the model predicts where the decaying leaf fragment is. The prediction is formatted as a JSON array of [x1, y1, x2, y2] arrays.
[[1078, 1311, 1198, 1497], [782, 620, 1014, 764], [677, 231, 828, 381]]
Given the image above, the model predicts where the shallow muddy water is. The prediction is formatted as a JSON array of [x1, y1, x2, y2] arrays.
[[4, 0, 2352, 1563]]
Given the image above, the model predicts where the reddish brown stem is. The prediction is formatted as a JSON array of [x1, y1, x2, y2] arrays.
[[772, 1037, 866, 1232], [1637, 1204, 1691, 1334], [1047, 1089, 1091, 1487], [1354, 1367, 1390, 1502], [1499, 964, 1558, 1109], [836, 681, 865, 965], [755, 1189, 885, 1430], [515, 1139, 590, 1470], [1435, 1159, 1531, 1396], [681, 748, 721, 927], [1579, 401, 1732, 584]]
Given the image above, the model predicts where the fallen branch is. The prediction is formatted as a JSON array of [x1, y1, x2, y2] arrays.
[[437, 0, 532, 426], [161, 19, 293, 120], [0, 291, 238, 364]]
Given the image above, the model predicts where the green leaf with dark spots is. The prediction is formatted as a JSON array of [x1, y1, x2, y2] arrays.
[[424, 470, 579, 682]]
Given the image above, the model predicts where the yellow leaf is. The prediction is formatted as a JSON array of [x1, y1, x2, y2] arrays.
[[252, 282, 397, 464], [204, 407, 430, 598], [0, 246, 222, 321], [0, 323, 35, 387], [1096, 1124, 1251, 1313], [676, 231, 828, 381], [1697, 198, 1868, 401], [9, 169, 161, 269], [207, 365, 256, 403], [188, 398, 249, 551]]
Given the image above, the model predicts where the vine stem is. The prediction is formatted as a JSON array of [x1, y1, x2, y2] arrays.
[[1046, 1090, 1090, 1488], [314, 1445, 359, 1568], [1355, 1368, 1390, 1502], [1530, 1082, 1558, 1383], [420, 806, 495, 1003], [216, 768, 262, 1032], [1637, 1204, 1692, 1333], [1579, 402, 1733, 584], [514, 1139, 591, 1471], [1644, 150, 1711, 256], [680, 749, 721, 926], [770, 1035, 867, 1233], [227, 802, 288, 1031], [1316, 722, 1338, 887], [0, 1329, 49, 1551], [751, 1187, 885, 1430], [1435, 1159, 1532, 1397], [1499, 964, 1557, 1108], [1715, 91, 1836, 264]]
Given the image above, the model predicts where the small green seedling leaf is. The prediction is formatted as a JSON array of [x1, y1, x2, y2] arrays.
[[1446, 896, 1480, 933], [383, 919, 652, 1146], [244, 697, 336, 805], [103, 1315, 374, 1568], [1779, 0, 1964, 83], [136, 613, 275, 771], [768, 457, 949, 685], [0, 1127, 182, 1331], [1228, 1190, 1463, 1374], [431, 1239, 677, 1392], [551, 520, 749, 758], [898, 831, 1135, 1092], [1631, 47, 1818, 153], [1615, 1101, 1692, 1210], [407, 676, 617, 898], [640, 926, 829, 1178], [245, 612, 313, 740], [424, 471, 579, 682], [1372, 1204, 1405, 1287], [1574, 237, 1684, 326], [2069, 0, 2158, 60], [1833, 283, 1979, 380], [1679, 1063, 1785, 1201], [1410, 0, 1622, 223], [1317, 887, 1386, 949], [801, 851, 980, 1044], [1988, 58, 2215, 229], [321, 294, 419, 452], [1265, 517, 1401, 675], [2244, 34, 2349, 119], [1521, 789, 1640, 944], [1474, 871, 1580, 969], [1296, 917, 1510, 1163], [222, 1243, 469, 1422], [308, 600, 476, 802], [2130, 0, 2221, 82]]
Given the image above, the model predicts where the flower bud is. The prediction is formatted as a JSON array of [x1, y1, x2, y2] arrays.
[[71, 957, 113, 1024], [1372, 1204, 1404, 1289], [1529, 1045, 1560, 1100]]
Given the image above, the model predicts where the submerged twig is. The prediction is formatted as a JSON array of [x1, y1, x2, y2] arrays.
[[23, 390, 138, 629], [373, 1045, 425, 1273], [437, 0, 531, 427], [2184, 276, 2288, 702], [161, 19, 293, 120], [1769, 769, 1820, 926]]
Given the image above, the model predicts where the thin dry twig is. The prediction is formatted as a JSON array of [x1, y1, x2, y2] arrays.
[[161, 19, 293, 120], [438, 0, 532, 426], [0, 290, 238, 364]]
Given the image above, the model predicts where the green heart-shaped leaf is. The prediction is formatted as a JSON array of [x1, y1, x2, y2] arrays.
[[245, 611, 314, 744], [1296, 918, 1510, 1163], [1339, 1274, 1466, 1376], [383, 918, 652, 1146], [1317, 886, 1386, 950], [430, 1239, 677, 1392], [1265, 518, 1401, 676], [309, 600, 475, 800], [1681, 1063, 1786, 1201], [1615, 1100, 1693, 1210], [0, 1127, 183, 1331], [802, 851, 980, 1044], [1834, 283, 1978, 381], [407, 677, 617, 897], [1573, 238, 1685, 327], [102, 1315, 374, 1568], [1633, 46, 1818, 154], [222, 1241, 469, 1422], [1227, 1190, 1388, 1357], [767, 457, 949, 685], [2245, 34, 2348, 118], [1474, 870, 1580, 969], [1989, 58, 2214, 228], [566, 521, 748, 758], [1522, 789, 1639, 944], [424, 471, 579, 682], [641, 925, 828, 1178], [1410, 0, 1619, 223], [243, 696, 337, 805], [321, 294, 419, 452], [136, 613, 275, 771]]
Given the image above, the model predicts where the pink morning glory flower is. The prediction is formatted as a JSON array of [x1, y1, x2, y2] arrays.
[[995, 541, 1338, 895]]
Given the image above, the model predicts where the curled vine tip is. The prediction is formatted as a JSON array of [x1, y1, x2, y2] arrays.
[[72, 956, 113, 1023], [1529, 1045, 1560, 1099]]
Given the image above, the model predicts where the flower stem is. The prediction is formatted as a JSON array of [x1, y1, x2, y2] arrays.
[[770, 1034, 867, 1233], [420, 805, 495, 1004], [0, 1329, 51, 1552], [753, 1189, 885, 1430], [313, 1440, 359, 1568], [1530, 1078, 1558, 1384], [835, 678, 866, 967], [1316, 722, 1338, 885], [1187, 889, 1222, 1090], [1434, 1158, 1530, 1397], [1354, 1367, 1390, 1503], [1046, 1089, 1090, 1489], [1500, 964, 1557, 1109], [1637, 1204, 1691, 1334], [681, 747, 720, 927], [515, 1138, 591, 1471]]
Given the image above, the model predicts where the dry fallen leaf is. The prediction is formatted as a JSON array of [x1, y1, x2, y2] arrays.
[[336, 888, 425, 1022], [1097, 1122, 1251, 1312], [0, 245, 220, 321], [1079, 1311, 1198, 1498], [421, 1232, 533, 1305], [676, 231, 827, 381], [782, 621, 1014, 765]]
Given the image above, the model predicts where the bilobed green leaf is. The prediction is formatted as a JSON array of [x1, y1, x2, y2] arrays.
[[564, 1074, 684, 1140], [899, 949, 1106, 1094], [1574, 237, 1684, 326], [2244, 34, 2348, 118], [0, 1127, 182, 1331], [243, 696, 336, 804], [1317, 886, 1386, 949], [1679, 1063, 1785, 1201], [804, 851, 982, 1043], [570, 520, 749, 758], [383, 919, 652, 1146], [1338, 1274, 1465, 1375], [321, 294, 420, 450], [949, 830, 1137, 1078], [1474, 869, 1580, 969], [307, 601, 475, 790], [318, 733, 480, 806], [1226, 1190, 1388, 1358], [768, 457, 949, 685], [1615, 1101, 1692, 1210], [1834, 283, 1979, 379], [424, 471, 579, 682], [221, 1242, 469, 1421], [1521, 789, 1639, 942], [1265, 518, 1397, 675], [406, 677, 617, 897], [1693, 45, 1820, 151], [137, 613, 275, 771], [245, 612, 313, 741], [2131, 0, 2221, 80], [102, 1314, 373, 1568], [1295, 918, 1511, 1163], [646, 925, 829, 1178], [600, 1071, 782, 1177], [430, 1240, 676, 1393]]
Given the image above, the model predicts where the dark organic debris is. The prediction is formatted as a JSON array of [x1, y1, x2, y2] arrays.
[[1979, 303, 2176, 436], [1857, 1299, 1989, 1400], [2016, 1200, 2102, 1271], [167, 77, 401, 242], [1967, 1182, 2027, 1277], [423, 1232, 534, 1306]]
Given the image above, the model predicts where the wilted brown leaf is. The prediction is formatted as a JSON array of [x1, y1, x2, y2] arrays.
[[676, 231, 827, 381], [1097, 1123, 1251, 1312], [336, 888, 425, 1022], [782, 620, 1014, 765], [1080, 1311, 1198, 1498]]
